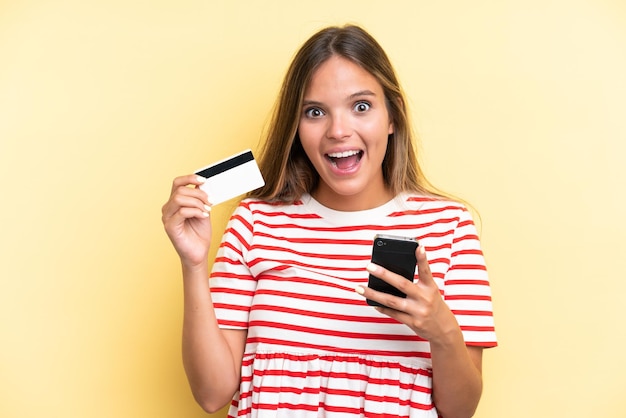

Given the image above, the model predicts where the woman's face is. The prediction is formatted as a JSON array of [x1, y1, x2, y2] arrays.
[[298, 55, 394, 211]]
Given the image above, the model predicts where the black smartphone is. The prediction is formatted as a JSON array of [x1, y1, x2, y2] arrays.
[[366, 234, 419, 307]]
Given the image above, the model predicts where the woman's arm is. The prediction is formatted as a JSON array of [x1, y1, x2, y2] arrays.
[[431, 342, 483, 418], [162, 175, 246, 413], [181, 263, 246, 413], [358, 245, 483, 417]]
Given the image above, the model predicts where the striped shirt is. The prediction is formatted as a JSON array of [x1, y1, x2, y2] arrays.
[[210, 193, 497, 417]]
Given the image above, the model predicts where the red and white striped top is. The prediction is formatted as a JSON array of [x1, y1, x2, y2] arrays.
[[210, 193, 497, 417]]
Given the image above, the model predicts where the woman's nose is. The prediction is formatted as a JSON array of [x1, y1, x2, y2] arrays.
[[326, 113, 352, 140]]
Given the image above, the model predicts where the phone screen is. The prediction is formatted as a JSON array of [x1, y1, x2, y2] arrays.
[[366, 234, 419, 307]]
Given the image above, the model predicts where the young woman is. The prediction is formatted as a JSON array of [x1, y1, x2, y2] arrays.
[[162, 25, 496, 418]]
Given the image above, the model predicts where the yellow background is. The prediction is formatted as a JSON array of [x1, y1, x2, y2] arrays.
[[1, 1, 625, 417]]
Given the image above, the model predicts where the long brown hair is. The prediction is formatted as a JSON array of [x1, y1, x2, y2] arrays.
[[250, 24, 448, 203]]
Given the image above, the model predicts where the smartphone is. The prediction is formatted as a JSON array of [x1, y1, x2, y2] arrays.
[[366, 234, 419, 307]]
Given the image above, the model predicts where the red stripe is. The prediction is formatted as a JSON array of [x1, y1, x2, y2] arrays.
[[416, 230, 455, 240], [250, 304, 397, 324], [246, 385, 320, 396], [426, 243, 452, 251], [252, 289, 362, 305], [249, 320, 426, 342], [253, 218, 461, 234], [211, 257, 245, 267], [364, 393, 432, 410], [208, 271, 256, 282], [229, 213, 253, 232], [448, 264, 487, 271], [428, 257, 451, 266], [461, 325, 496, 332], [242, 352, 320, 363], [246, 337, 432, 358], [467, 341, 498, 348], [452, 248, 484, 257], [217, 319, 247, 328], [389, 205, 463, 217], [453, 233, 480, 244], [452, 309, 494, 316], [242, 375, 432, 394], [445, 294, 492, 301], [246, 353, 433, 375], [255, 230, 372, 245], [210, 286, 254, 296], [214, 303, 249, 312], [446, 279, 490, 286], [322, 374, 432, 391], [219, 241, 243, 258], [249, 244, 371, 261], [458, 219, 475, 228], [251, 402, 319, 412], [238, 375, 430, 393], [403, 217, 460, 230], [251, 368, 319, 380], [221, 225, 251, 251], [250, 209, 322, 219], [256, 273, 361, 288], [244, 399, 432, 415], [247, 257, 368, 271]]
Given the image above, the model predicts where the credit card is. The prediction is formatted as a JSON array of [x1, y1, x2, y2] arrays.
[[194, 149, 265, 205]]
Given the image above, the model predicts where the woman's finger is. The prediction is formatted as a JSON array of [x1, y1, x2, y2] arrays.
[[415, 245, 434, 285], [163, 196, 211, 221], [170, 174, 208, 195], [365, 262, 417, 297], [357, 263, 413, 311]]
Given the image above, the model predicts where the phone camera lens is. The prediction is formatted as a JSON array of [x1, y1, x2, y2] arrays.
[[376, 240, 384, 247]]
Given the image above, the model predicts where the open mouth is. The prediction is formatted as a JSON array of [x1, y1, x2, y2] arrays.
[[325, 150, 363, 170]]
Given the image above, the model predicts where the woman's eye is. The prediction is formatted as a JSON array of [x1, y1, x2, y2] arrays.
[[354, 101, 371, 113], [304, 107, 324, 118]]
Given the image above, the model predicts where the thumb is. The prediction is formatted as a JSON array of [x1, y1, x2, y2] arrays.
[[416, 245, 434, 285]]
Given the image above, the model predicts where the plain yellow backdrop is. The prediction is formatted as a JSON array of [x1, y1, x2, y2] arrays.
[[1, 1, 625, 417]]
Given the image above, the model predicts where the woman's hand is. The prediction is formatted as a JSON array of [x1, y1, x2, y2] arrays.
[[161, 175, 213, 268], [357, 245, 459, 344], [357, 245, 484, 417]]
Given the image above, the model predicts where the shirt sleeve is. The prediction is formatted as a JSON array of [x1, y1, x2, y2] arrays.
[[443, 207, 497, 347], [209, 200, 257, 330]]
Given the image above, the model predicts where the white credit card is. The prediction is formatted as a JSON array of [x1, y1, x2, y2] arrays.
[[194, 149, 265, 205]]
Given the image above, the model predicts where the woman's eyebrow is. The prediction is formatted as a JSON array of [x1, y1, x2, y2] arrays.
[[302, 90, 377, 107], [348, 89, 376, 100], [302, 99, 323, 107]]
